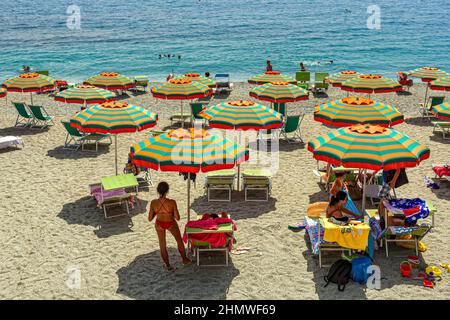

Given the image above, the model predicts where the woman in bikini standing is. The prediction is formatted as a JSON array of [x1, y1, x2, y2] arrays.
[[149, 182, 191, 271]]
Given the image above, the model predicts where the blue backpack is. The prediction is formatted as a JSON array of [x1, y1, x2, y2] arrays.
[[351, 257, 372, 285]]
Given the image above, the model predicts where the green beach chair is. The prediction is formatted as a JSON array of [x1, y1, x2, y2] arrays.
[[432, 121, 450, 140], [28, 105, 55, 130], [242, 168, 272, 201], [313, 72, 329, 92], [61, 121, 112, 151], [35, 70, 49, 76], [205, 169, 236, 202], [419, 96, 444, 118], [190, 102, 207, 126], [273, 103, 286, 116], [149, 129, 169, 137], [279, 115, 304, 143], [12, 102, 34, 127], [132, 75, 149, 92], [296, 72, 310, 90]]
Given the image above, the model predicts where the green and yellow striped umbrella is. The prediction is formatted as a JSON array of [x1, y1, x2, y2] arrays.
[[327, 70, 360, 87], [248, 71, 297, 85], [85, 72, 135, 91], [0, 87, 6, 98], [71, 101, 158, 174], [429, 76, 450, 92], [308, 124, 430, 171], [174, 73, 216, 87], [151, 78, 212, 100], [431, 102, 450, 121], [249, 81, 309, 103], [3, 73, 55, 104], [341, 74, 401, 94], [54, 84, 117, 105], [314, 97, 404, 127], [408, 67, 448, 82], [130, 128, 249, 220], [200, 100, 284, 130]]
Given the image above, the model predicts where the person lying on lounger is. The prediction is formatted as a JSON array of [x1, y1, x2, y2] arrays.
[[326, 191, 360, 225]]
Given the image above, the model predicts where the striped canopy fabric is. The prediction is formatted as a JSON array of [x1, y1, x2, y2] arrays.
[[130, 128, 249, 173], [249, 82, 309, 103], [248, 71, 297, 85], [429, 76, 450, 91], [151, 78, 212, 100], [85, 72, 135, 90], [314, 97, 404, 127], [408, 67, 449, 82], [341, 74, 402, 94], [431, 102, 450, 121], [3, 73, 55, 92], [200, 100, 284, 130], [308, 124, 430, 170], [174, 73, 216, 87], [70, 101, 158, 134], [0, 87, 6, 98], [327, 70, 360, 87], [54, 84, 117, 105]]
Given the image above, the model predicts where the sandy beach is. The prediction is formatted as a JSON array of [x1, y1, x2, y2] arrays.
[[0, 83, 449, 300]]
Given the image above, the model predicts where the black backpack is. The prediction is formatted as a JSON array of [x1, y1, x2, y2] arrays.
[[324, 259, 352, 291]]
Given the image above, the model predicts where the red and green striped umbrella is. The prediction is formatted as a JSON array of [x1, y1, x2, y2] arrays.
[[200, 100, 284, 130], [308, 124, 430, 171], [249, 81, 309, 103], [86, 72, 135, 91], [327, 70, 360, 87], [429, 76, 450, 92], [248, 71, 297, 85], [174, 73, 216, 87], [341, 74, 401, 94], [54, 84, 117, 106], [71, 101, 158, 174], [3, 73, 55, 104], [431, 102, 450, 121], [130, 128, 249, 220], [314, 97, 404, 127], [0, 87, 6, 98], [408, 67, 448, 82]]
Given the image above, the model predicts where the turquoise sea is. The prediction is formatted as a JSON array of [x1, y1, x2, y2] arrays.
[[1, 0, 449, 82]]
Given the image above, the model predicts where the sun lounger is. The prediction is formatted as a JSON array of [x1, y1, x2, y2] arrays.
[[296, 72, 310, 90], [205, 169, 236, 202], [214, 74, 233, 94], [62, 121, 112, 151], [432, 164, 450, 182], [312, 72, 329, 93], [0, 136, 24, 150], [149, 129, 169, 136], [419, 96, 444, 118], [190, 102, 208, 126], [131, 75, 149, 92], [12, 102, 34, 127], [28, 105, 55, 130], [432, 121, 450, 140], [170, 113, 192, 127], [242, 168, 272, 201]]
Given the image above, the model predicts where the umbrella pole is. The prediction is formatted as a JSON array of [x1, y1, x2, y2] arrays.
[[187, 172, 191, 221], [424, 85, 429, 107], [362, 169, 367, 213], [115, 134, 118, 175], [181, 101, 184, 128], [30, 92, 33, 105], [236, 131, 242, 191]]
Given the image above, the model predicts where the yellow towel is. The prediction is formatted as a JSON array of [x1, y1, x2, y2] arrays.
[[321, 218, 371, 251]]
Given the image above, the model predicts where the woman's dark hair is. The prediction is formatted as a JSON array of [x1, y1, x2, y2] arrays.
[[335, 172, 345, 178], [157, 181, 169, 196], [329, 191, 347, 206]]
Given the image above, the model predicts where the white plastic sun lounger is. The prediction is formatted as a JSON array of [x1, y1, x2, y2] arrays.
[[0, 136, 24, 150]]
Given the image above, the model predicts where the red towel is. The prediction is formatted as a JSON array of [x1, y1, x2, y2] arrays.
[[433, 166, 450, 178]]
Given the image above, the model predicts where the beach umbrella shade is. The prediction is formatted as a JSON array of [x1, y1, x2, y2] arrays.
[[85, 72, 135, 91], [327, 70, 360, 87], [130, 128, 249, 220], [151, 78, 212, 128], [341, 74, 402, 97], [249, 81, 309, 103], [308, 124, 430, 209], [431, 102, 450, 121], [429, 76, 450, 92], [54, 84, 117, 107], [314, 97, 404, 127], [174, 73, 216, 87], [409, 67, 449, 105], [3, 73, 55, 104], [248, 71, 297, 85], [70, 101, 158, 174]]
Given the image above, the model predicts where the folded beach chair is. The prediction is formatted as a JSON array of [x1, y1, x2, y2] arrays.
[[204, 169, 236, 202], [313, 72, 329, 93], [0, 136, 24, 150], [214, 73, 233, 94], [273, 103, 286, 116], [432, 121, 450, 140], [28, 105, 55, 130], [190, 102, 207, 126], [242, 168, 272, 201], [12, 102, 35, 128], [419, 96, 444, 118], [62, 121, 112, 151], [296, 72, 310, 90], [277, 115, 304, 143]]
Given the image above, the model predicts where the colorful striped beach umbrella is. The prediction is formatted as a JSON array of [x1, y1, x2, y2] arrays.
[[3, 73, 55, 104], [249, 81, 309, 103], [341, 74, 401, 96], [431, 102, 450, 121], [85, 72, 135, 91], [174, 73, 216, 88], [248, 71, 297, 85], [71, 101, 158, 174], [151, 78, 212, 128], [200, 100, 284, 130], [409, 68, 449, 105], [429, 76, 450, 92], [54, 84, 117, 106], [327, 70, 360, 87], [314, 97, 404, 127], [130, 128, 249, 220]]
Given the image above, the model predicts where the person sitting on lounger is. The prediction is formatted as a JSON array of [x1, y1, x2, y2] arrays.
[[149, 182, 191, 271], [326, 191, 360, 225], [299, 62, 307, 72], [266, 60, 273, 72]]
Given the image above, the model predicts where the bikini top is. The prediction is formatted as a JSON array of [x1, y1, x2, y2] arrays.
[[155, 198, 172, 216]]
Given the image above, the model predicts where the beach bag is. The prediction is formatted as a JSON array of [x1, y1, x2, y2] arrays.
[[351, 257, 372, 285], [324, 259, 352, 291]]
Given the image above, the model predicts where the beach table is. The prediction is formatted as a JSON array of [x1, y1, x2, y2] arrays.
[[185, 221, 234, 267]]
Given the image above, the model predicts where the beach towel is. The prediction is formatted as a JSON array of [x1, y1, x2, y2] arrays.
[[385, 198, 430, 224], [321, 218, 371, 251], [432, 165, 450, 178], [305, 217, 336, 254]]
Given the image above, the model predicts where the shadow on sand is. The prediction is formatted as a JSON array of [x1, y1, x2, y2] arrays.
[[47, 145, 111, 159]]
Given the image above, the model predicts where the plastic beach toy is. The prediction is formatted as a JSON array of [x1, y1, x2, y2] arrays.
[[425, 266, 442, 277], [400, 261, 412, 277], [408, 255, 420, 267]]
